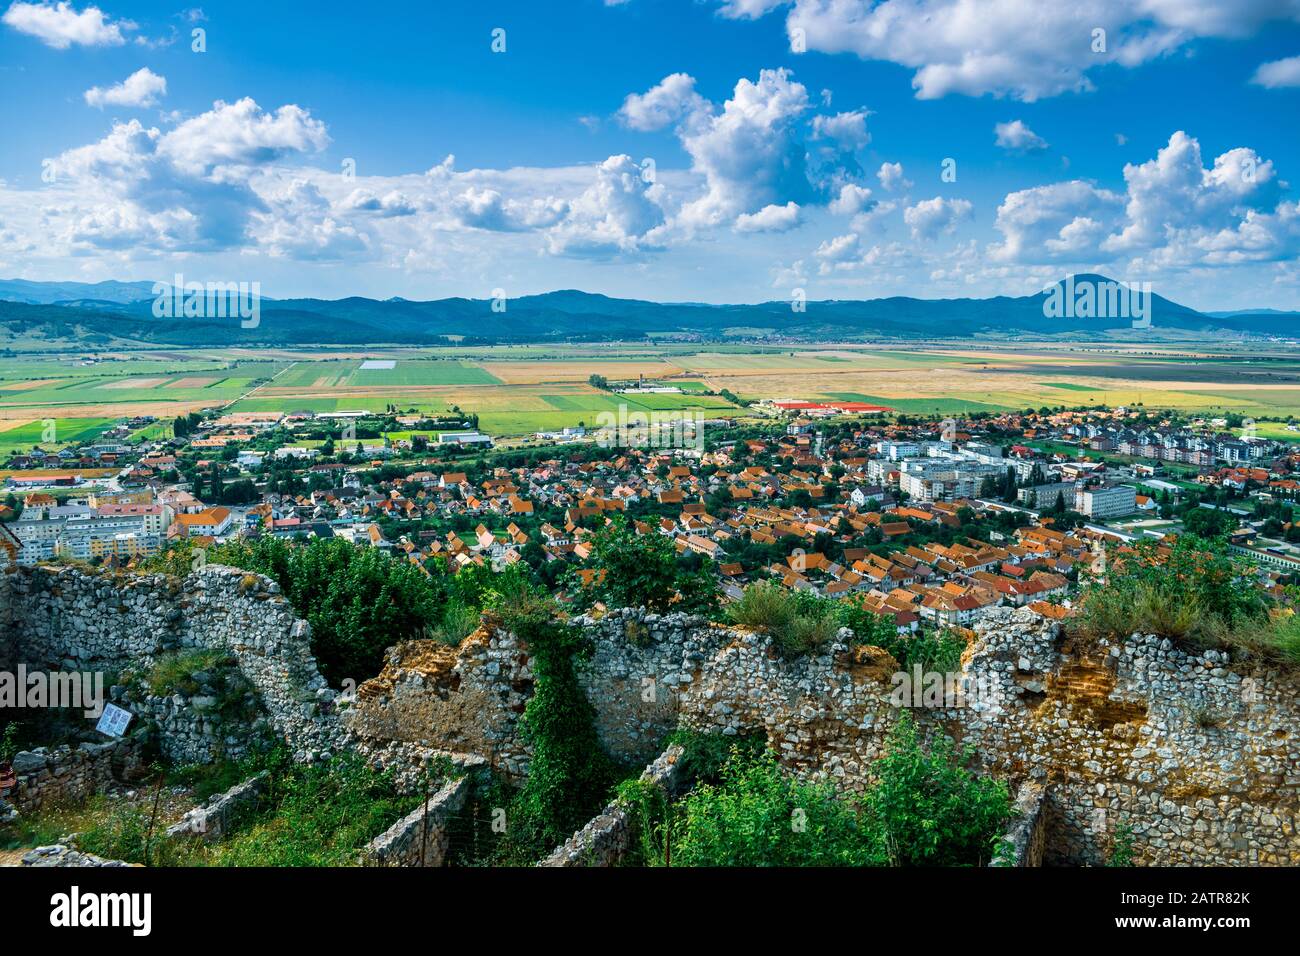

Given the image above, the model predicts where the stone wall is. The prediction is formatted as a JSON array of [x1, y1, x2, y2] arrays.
[[362, 775, 472, 866], [540, 743, 688, 867], [5, 738, 145, 815], [10, 564, 1300, 866], [348, 606, 1300, 866], [166, 771, 269, 842], [9, 564, 341, 762], [991, 781, 1048, 867]]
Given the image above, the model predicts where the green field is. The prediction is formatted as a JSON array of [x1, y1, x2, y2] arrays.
[[6, 343, 1300, 444], [0, 417, 116, 456]]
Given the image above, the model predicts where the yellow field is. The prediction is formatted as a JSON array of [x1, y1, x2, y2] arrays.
[[5, 343, 1300, 436]]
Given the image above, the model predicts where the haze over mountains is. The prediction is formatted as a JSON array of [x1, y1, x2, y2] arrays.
[[0, 275, 1294, 348]]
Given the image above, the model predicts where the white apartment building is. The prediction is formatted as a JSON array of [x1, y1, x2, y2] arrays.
[[1075, 485, 1137, 520]]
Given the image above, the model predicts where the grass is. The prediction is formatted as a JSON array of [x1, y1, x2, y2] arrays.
[[3, 750, 432, 867], [726, 582, 840, 657], [0, 416, 116, 455]]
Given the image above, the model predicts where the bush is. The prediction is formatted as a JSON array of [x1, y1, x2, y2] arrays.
[[1073, 536, 1298, 667], [146, 537, 447, 686], [865, 711, 1011, 866], [726, 582, 839, 657], [140, 649, 230, 698], [646, 746, 881, 867]]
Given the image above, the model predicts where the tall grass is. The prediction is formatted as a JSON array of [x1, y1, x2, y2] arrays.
[[726, 582, 840, 657]]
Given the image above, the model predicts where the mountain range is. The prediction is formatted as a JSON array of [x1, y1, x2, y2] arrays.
[[0, 275, 1295, 348]]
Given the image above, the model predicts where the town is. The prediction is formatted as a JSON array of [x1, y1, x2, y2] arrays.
[[5, 400, 1297, 633]]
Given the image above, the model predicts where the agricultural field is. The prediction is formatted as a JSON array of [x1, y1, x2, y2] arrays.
[[0, 417, 116, 457], [3, 342, 1300, 443]]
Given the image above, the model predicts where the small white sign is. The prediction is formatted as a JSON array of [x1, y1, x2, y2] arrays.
[[95, 703, 133, 738]]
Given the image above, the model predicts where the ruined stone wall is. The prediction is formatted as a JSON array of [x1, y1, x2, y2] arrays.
[[540, 743, 688, 867], [10, 565, 1299, 865], [6, 738, 144, 815], [362, 775, 472, 867], [347, 606, 1300, 866], [8, 564, 340, 762]]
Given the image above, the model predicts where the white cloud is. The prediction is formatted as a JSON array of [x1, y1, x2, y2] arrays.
[[735, 201, 802, 232], [452, 187, 568, 232], [829, 182, 873, 216], [618, 73, 708, 131], [994, 119, 1048, 151], [343, 188, 418, 218], [544, 154, 667, 257], [44, 99, 331, 253], [1104, 131, 1279, 254], [256, 179, 371, 261], [716, 0, 788, 18], [2, 1, 129, 48], [904, 196, 972, 240], [676, 67, 815, 229], [84, 67, 167, 109], [811, 109, 870, 150], [783, 0, 1300, 101], [815, 231, 859, 262], [877, 161, 911, 192], [990, 180, 1123, 262], [1251, 55, 1300, 88], [158, 98, 329, 177]]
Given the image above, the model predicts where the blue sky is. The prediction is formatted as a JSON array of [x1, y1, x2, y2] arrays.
[[1, 0, 1298, 310]]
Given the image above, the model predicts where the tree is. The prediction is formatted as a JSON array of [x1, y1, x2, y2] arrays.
[[1181, 507, 1236, 540], [588, 518, 679, 612]]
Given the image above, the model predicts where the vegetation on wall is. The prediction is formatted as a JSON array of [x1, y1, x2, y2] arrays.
[[621, 713, 1011, 867], [483, 574, 618, 863], [144, 537, 447, 685], [1072, 535, 1300, 667]]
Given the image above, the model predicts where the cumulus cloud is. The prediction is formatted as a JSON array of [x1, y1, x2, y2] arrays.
[[343, 188, 419, 218], [877, 162, 911, 192], [904, 196, 973, 240], [735, 201, 802, 233], [986, 131, 1295, 270], [84, 67, 167, 109], [158, 98, 329, 177], [811, 109, 870, 150], [2, 1, 130, 48], [994, 119, 1048, 151], [545, 154, 667, 257], [45, 98, 330, 252], [716, 0, 788, 17], [1251, 55, 1300, 88], [675, 67, 816, 229], [783, 0, 1300, 101], [618, 73, 707, 131], [990, 180, 1123, 262], [255, 179, 371, 261], [1103, 131, 1280, 254], [829, 182, 873, 216], [453, 187, 568, 232]]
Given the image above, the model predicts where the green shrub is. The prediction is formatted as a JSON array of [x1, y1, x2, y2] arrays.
[[487, 578, 617, 863], [431, 600, 480, 645], [1073, 536, 1298, 668], [146, 537, 448, 685], [865, 711, 1012, 866], [726, 582, 839, 657], [645, 746, 881, 867], [141, 649, 230, 698]]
